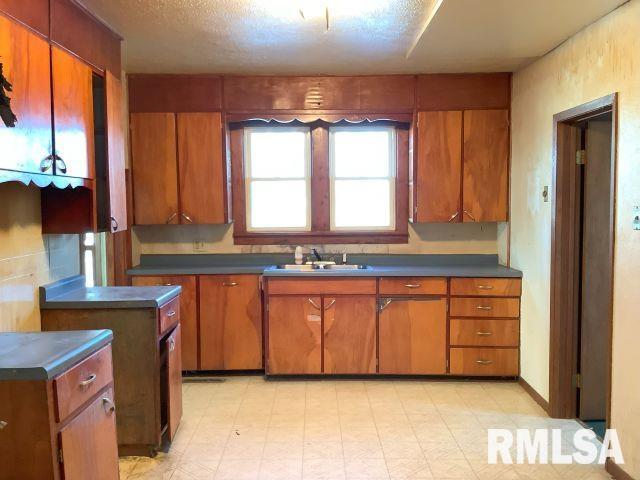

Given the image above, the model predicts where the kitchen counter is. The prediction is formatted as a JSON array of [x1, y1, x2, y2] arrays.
[[40, 275, 182, 310], [128, 253, 522, 278], [0, 330, 113, 380]]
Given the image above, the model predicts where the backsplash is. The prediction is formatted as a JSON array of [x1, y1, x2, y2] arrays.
[[0, 183, 80, 332]]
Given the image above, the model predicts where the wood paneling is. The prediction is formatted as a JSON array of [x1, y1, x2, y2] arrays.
[[105, 71, 127, 232], [378, 277, 447, 296], [268, 278, 376, 295], [416, 74, 511, 111], [462, 110, 509, 222], [450, 319, 519, 347], [323, 296, 377, 374], [449, 348, 519, 376], [128, 74, 223, 113], [50, 0, 121, 77], [199, 275, 263, 371], [0, 16, 52, 175], [59, 387, 119, 480], [166, 324, 182, 441], [414, 111, 462, 222], [450, 278, 521, 297], [177, 112, 226, 224], [450, 297, 520, 318], [132, 276, 198, 370], [130, 113, 179, 225], [51, 46, 94, 179], [41, 184, 96, 234], [379, 298, 447, 374], [0, 0, 49, 37], [267, 296, 322, 374]]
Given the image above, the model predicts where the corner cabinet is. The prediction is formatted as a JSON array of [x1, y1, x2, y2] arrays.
[[130, 112, 228, 225], [413, 109, 509, 223]]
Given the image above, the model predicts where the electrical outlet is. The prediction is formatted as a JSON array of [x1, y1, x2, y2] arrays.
[[194, 240, 206, 252], [542, 186, 549, 203], [633, 206, 640, 231]]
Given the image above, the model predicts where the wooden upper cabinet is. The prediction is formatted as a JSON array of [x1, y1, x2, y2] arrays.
[[323, 297, 377, 374], [105, 71, 127, 232], [415, 111, 462, 223], [0, 0, 50, 37], [51, 46, 94, 179], [0, 16, 52, 175], [130, 113, 179, 225], [462, 110, 509, 222], [177, 112, 226, 224]]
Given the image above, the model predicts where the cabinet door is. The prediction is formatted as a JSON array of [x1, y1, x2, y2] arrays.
[[130, 113, 179, 224], [379, 298, 447, 374], [0, 15, 52, 175], [324, 296, 377, 374], [166, 325, 182, 441], [132, 275, 198, 370], [415, 111, 462, 222], [105, 71, 127, 232], [462, 110, 509, 222], [267, 296, 321, 374], [177, 112, 226, 224], [51, 46, 94, 179], [59, 387, 119, 480], [199, 275, 262, 370]]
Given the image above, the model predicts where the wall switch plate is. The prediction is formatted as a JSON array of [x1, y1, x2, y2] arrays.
[[633, 206, 640, 231], [543, 186, 549, 203]]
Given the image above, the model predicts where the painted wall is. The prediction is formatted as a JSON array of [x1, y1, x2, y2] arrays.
[[0, 183, 80, 332], [510, 0, 640, 475]]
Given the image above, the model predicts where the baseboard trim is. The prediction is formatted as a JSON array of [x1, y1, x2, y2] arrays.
[[606, 458, 636, 480], [518, 376, 550, 413]]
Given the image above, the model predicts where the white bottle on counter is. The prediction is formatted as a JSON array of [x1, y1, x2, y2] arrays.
[[294, 246, 304, 265]]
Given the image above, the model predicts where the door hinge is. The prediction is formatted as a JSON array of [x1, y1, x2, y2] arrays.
[[573, 373, 582, 389], [58, 449, 64, 464], [576, 149, 586, 165]]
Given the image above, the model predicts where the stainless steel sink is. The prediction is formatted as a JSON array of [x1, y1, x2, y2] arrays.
[[322, 264, 369, 270], [275, 264, 320, 271], [275, 264, 369, 271]]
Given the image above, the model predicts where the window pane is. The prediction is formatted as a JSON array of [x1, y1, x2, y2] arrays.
[[83, 233, 95, 246], [333, 179, 393, 228], [333, 130, 392, 178], [84, 250, 95, 287], [249, 180, 308, 229], [248, 130, 307, 178]]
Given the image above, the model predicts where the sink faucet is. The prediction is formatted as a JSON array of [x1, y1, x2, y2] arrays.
[[311, 248, 322, 262]]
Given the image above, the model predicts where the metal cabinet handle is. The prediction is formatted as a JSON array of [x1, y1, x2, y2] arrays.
[[223, 282, 238, 287], [163, 283, 173, 286], [54, 155, 67, 174], [79, 373, 97, 387], [181, 213, 193, 224], [379, 299, 393, 311], [448, 211, 460, 222], [476, 360, 494, 365], [308, 298, 321, 310], [166, 310, 176, 317], [166, 212, 178, 224], [169, 338, 176, 352], [404, 284, 421, 289], [0, 420, 8, 430], [40, 155, 54, 172], [476, 306, 493, 311], [102, 397, 116, 414], [324, 299, 336, 310], [476, 331, 493, 336], [477, 285, 494, 290], [463, 210, 477, 222], [110, 216, 119, 232]]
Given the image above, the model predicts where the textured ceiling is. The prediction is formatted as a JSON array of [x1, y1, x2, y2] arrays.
[[79, 0, 627, 74]]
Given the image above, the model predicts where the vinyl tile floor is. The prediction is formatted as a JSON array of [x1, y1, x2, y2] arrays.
[[119, 377, 612, 480]]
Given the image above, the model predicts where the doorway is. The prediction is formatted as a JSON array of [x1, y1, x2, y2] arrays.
[[548, 94, 617, 438]]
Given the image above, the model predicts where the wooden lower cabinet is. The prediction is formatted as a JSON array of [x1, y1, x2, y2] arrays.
[[267, 296, 322, 374], [165, 324, 183, 441], [449, 347, 519, 376], [324, 296, 376, 374], [199, 275, 263, 370], [379, 297, 447, 374]]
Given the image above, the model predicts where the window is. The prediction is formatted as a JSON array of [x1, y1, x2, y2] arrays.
[[81, 233, 106, 287], [244, 127, 311, 231], [330, 127, 396, 231]]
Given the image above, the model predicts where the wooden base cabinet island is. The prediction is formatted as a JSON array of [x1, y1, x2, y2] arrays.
[[39, 275, 183, 457], [0, 330, 119, 480]]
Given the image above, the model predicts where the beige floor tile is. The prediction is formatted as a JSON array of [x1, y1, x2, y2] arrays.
[[427, 458, 477, 479], [262, 441, 305, 459], [420, 440, 467, 461], [341, 425, 381, 442], [382, 440, 424, 460], [304, 425, 342, 442], [342, 441, 384, 459], [268, 426, 305, 442], [174, 460, 220, 479], [302, 458, 346, 480], [215, 457, 261, 480], [386, 457, 433, 479], [303, 440, 344, 459], [259, 458, 303, 480], [181, 443, 226, 463], [344, 458, 390, 479], [222, 440, 265, 459]]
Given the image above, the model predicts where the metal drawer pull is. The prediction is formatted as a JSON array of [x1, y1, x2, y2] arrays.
[[163, 283, 173, 286], [476, 360, 493, 365], [166, 310, 177, 317], [166, 212, 178, 224], [463, 210, 477, 221], [477, 285, 494, 290], [79, 373, 97, 387], [223, 282, 238, 287], [477, 306, 493, 310], [324, 299, 336, 310], [181, 213, 193, 223], [448, 211, 460, 222], [169, 338, 176, 352], [0, 420, 8, 430], [379, 299, 393, 311], [308, 298, 321, 310], [102, 397, 116, 414], [404, 284, 421, 289], [110, 216, 119, 231], [476, 331, 493, 336]]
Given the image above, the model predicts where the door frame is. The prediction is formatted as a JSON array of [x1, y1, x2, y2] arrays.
[[548, 93, 617, 419]]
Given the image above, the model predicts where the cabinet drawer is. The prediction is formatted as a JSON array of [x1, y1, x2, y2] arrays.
[[450, 319, 519, 347], [450, 297, 520, 318], [449, 348, 519, 376], [267, 278, 376, 295], [378, 277, 447, 295], [450, 278, 521, 297], [159, 296, 180, 335], [54, 345, 113, 422]]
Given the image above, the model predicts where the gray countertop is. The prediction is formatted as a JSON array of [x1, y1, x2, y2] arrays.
[[0, 330, 113, 381], [127, 253, 522, 278], [40, 275, 182, 310]]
